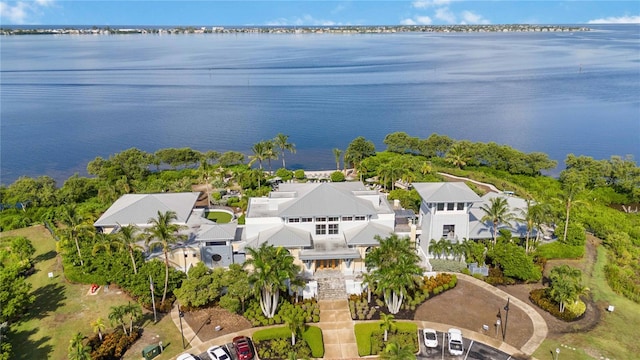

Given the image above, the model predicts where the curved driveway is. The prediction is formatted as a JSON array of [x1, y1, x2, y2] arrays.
[[171, 273, 546, 359]]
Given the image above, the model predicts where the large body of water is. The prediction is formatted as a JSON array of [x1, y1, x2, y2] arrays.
[[1, 25, 639, 185]]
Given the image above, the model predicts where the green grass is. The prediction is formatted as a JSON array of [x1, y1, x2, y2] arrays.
[[205, 210, 233, 223], [2, 226, 184, 360], [532, 246, 640, 360], [354, 321, 418, 356]]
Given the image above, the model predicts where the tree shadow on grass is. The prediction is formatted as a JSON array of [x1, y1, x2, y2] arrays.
[[7, 327, 53, 360], [34, 250, 57, 263], [25, 282, 66, 320]]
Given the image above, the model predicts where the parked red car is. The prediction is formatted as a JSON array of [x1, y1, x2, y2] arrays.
[[232, 336, 254, 360]]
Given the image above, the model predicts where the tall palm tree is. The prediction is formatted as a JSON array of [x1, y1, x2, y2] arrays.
[[68, 332, 91, 360], [248, 141, 267, 170], [365, 234, 423, 314], [145, 210, 187, 303], [480, 197, 516, 245], [517, 201, 550, 254], [124, 302, 143, 335], [379, 313, 397, 342], [244, 243, 300, 318], [115, 224, 145, 274], [274, 133, 296, 169], [58, 205, 95, 266], [332, 148, 343, 171], [108, 305, 128, 335], [379, 341, 416, 360], [91, 317, 106, 342], [263, 140, 278, 172]]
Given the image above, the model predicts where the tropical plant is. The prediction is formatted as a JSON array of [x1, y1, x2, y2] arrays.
[[68, 332, 91, 360], [145, 210, 187, 303], [548, 265, 588, 313], [480, 197, 516, 245], [114, 224, 145, 274], [274, 133, 296, 169], [516, 200, 551, 254], [244, 243, 301, 318], [283, 308, 306, 345], [249, 141, 268, 170], [445, 142, 471, 169], [379, 341, 416, 360], [332, 148, 343, 171], [108, 305, 127, 334], [124, 302, 143, 335], [379, 313, 396, 342], [365, 234, 423, 314], [91, 317, 106, 342], [58, 205, 95, 266]]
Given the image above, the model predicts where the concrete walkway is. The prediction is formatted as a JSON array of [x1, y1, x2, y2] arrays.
[[437, 172, 501, 193], [172, 277, 547, 359]]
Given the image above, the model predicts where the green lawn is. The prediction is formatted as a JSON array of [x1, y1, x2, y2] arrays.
[[205, 211, 233, 224], [532, 246, 640, 360], [2, 226, 185, 360]]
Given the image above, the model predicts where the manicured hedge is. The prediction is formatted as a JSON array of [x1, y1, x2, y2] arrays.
[[252, 325, 324, 358], [354, 321, 418, 356], [302, 325, 324, 358]]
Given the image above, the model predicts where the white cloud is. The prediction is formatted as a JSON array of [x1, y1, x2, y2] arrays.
[[266, 15, 338, 26], [435, 7, 456, 24], [588, 15, 640, 24], [400, 15, 432, 25], [0, 0, 54, 24], [412, 0, 454, 9], [460, 10, 490, 25]]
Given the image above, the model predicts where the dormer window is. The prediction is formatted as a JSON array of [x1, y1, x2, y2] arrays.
[[437, 203, 445, 211]]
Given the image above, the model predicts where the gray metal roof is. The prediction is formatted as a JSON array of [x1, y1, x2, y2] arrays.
[[345, 222, 395, 246], [412, 182, 482, 203], [278, 183, 378, 217], [252, 225, 312, 248], [94, 192, 200, 227], [468, 193, 533, 240], [196, 223, 238, 241]]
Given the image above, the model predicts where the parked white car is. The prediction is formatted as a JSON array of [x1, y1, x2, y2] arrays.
[[422, 328, 438, 348], [207, 345, 230, 360], [448, 328, 464, 356], [177, 354, 202, 360]]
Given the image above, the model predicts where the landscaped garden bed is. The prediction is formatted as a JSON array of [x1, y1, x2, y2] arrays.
[[354, 321, 418, 356], [244, 298, 320, 326], [252, 325, 324, 359], [349, 273, 457, 320]]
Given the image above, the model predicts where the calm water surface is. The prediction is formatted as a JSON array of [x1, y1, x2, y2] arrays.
[[1, 25, 639, 184]]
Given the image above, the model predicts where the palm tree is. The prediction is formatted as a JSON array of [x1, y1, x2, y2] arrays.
[[445, 142, 471, 169], [244, 243, 300, 318], [58, 205, 94, 266], [480, 197, 516, 245], [379, 313, 396, 342], [379, 341, 416, 360], [145, 210, 187, 303], [108, 305, 128, 335], [283, 309, 306, 345], [263, 140, 278, 173], [91, 317, 106, 342], [91, 232, 118, 256], [274, 133, 296, 169], [68, 332, 91, 360], [124, 302, 143, 335], [332, 148, 343, 171], [420, 161, 432, 176], [248, 141, 267, 170], [115, 224, 145, 274], [517, 200, 550, 254], [365, 234, 423, 314], [549, 265, 586, 313], [428, 239, 443, 259]]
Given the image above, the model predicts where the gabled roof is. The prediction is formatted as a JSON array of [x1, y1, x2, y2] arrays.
[[251, 225, 312, 248], [468, 192, 532, 239], [345, 222, 394, 246], [412, 182, 481, 203], [277, 182, 378, 217], [94, 192, 200, 227]]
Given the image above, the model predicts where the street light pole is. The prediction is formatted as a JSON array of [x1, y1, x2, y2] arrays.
[[503, 298, 510, 342], [178, 303, 185, 349], [555, 347, 560, 360]]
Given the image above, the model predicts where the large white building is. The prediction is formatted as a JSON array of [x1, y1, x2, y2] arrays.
[[242, 182, 397, 275]]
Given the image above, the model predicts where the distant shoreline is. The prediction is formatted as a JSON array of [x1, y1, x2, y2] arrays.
[[0, 24, 590, 36]]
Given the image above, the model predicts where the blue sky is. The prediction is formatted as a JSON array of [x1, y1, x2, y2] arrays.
[[1, 1, 639, 26]]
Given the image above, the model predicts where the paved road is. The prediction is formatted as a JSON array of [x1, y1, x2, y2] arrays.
[[418, 329, 511, 360]]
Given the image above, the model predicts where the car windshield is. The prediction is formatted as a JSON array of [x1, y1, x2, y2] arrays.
[[425, 332, 436, 340], [450, 341, 463, 351]]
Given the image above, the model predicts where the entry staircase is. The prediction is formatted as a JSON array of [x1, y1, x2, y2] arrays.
[[315, 269, 347, 300]]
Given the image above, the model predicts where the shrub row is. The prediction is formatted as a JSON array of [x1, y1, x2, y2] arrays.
[[87, 328, 142, 360], [244, 299, 320, 327]]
